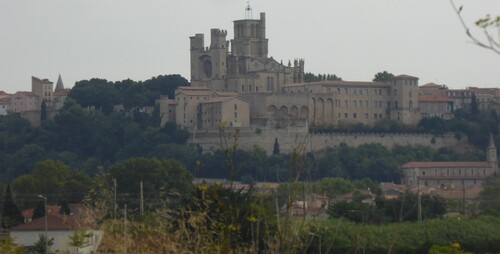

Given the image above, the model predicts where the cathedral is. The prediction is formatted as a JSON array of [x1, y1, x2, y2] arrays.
[[176, 9, 420, 130]]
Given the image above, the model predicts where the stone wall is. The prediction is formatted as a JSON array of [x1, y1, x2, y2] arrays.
[[189, 127, 465, 154]]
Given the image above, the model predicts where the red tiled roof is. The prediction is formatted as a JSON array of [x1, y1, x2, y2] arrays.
[[469, 87, 492, 94], [203, 97, 235, 103], [402, 161, 491, 169], [176, 86, 209, 91], [0, 91, 8, 95], [11, 214, 93, 231], [213, 91, 238, 97], [420, 83, 441, 88], [419, 94, 452, 102], [53, 89, 70, 96], [176, 90, 211, 96], [285, 80, 387, 88]]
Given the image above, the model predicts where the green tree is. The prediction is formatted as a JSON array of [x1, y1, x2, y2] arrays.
[[12, 160, 91, 206], [470, 93, 479, 114], [68, 230, 93, 251], [0, 236, 25, 254], [34, 234, 54, 254], [1, 184, 24, 229], [304, 72, 342, 83], [109, 158, 193, 208], [478, 178, 500, 216], [372, 71, 394, 82], [69, 78, 121, 115]]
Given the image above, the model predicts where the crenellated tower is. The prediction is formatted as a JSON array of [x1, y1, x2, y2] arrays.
[[190, 29, 229, 87]]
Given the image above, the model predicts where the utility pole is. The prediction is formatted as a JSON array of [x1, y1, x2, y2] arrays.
[[124, 204, 127, 254], [113, 178, 117, 220], [417, 176, 422, 222], [462, 181, 466, 215], [140, 181, 144, 215], [38, 195, 48, 254]]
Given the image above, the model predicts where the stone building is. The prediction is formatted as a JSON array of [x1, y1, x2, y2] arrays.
[[401, 134, 498, 189], [9, 91, 39, 113], [199, 96, 250, 129], [180, 10, 421, 130], [419, 94, 453, 120]]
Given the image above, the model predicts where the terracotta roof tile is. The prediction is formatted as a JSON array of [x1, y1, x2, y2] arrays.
[[420, 83, 443, 88], [11, 214, 94, 231], [419, 94, 452, 102], [402, 161, 491, 169]]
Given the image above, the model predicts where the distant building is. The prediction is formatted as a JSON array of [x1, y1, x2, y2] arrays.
[[402, 134, 498, 189], [0, 91, 10, 115], [181, 9, 421, 130], [9, 91, 39, 113]]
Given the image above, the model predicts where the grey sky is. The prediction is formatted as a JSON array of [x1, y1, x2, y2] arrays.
[[0, 0, 499, 93]]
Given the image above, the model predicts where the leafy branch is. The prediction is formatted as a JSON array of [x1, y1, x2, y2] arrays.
[[450, 0, 500, 55]]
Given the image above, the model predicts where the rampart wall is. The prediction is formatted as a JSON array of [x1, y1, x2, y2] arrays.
[[189, 127, 466, 154]]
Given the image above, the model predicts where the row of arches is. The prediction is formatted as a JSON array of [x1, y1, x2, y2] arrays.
[[267, 105, 308, 119]]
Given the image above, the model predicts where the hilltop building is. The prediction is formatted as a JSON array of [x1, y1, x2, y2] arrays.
[[2, 75, 70, 124], [177, 9, 421, 130]]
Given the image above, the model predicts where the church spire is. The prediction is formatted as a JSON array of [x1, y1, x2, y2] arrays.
[[487, 133, 497, 169], [55, 74, 64, 91]]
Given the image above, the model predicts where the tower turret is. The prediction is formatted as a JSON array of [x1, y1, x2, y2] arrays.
[[487, 133, 498, 169], [55, 74, 64, 91]]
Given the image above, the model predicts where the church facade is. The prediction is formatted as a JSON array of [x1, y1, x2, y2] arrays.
[[176, 11, 420, 130]]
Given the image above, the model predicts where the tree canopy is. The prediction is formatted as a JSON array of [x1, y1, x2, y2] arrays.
[[372, 71, 394, 82]]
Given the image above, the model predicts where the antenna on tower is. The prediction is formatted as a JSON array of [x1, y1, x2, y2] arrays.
[[245, 0, 253, 19]]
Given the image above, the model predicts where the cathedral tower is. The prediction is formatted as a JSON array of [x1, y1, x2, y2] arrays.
[[231, 12, 268, 58]]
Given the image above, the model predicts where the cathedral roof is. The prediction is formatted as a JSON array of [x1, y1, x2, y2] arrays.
[[55, 74, 65, 91]]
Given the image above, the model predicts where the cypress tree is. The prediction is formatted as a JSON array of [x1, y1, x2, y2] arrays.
[[59, 199, 71, 215], [272, 138, 280, 155], [32, 200, 45, 220], [1, 184, 24, 229]]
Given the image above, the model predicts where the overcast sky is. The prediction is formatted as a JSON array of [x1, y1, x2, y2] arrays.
[[0, 0, 499, 93]]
